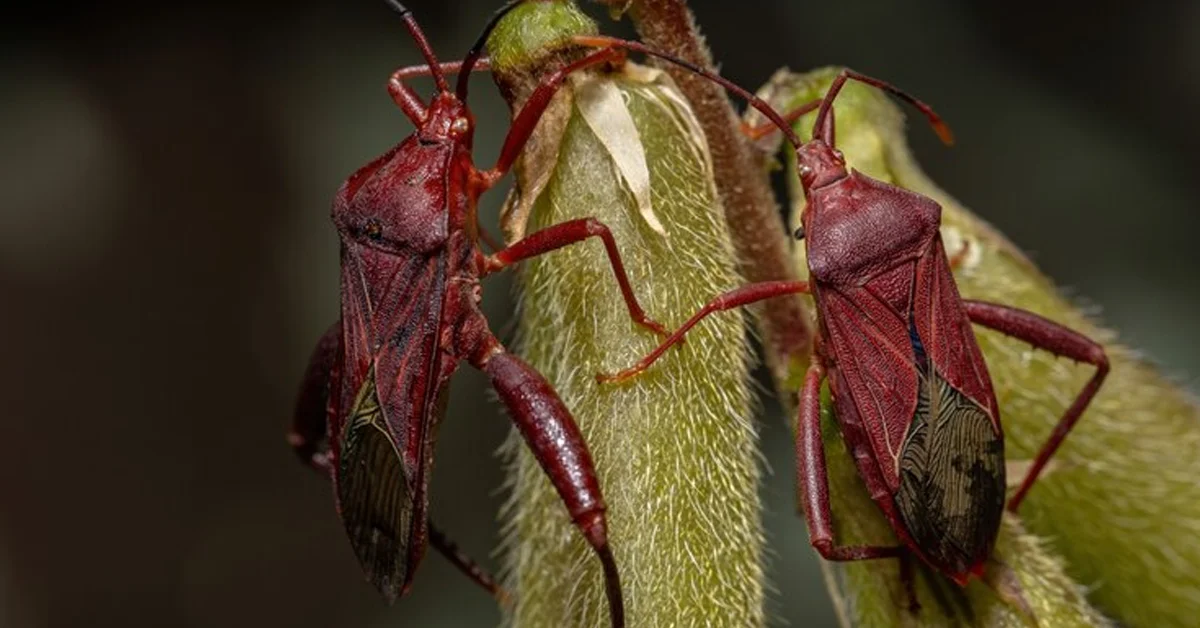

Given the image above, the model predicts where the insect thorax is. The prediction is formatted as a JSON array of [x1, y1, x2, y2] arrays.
[[805, 174, 941, 286]]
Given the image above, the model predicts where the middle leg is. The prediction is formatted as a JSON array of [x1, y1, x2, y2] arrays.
[[483, 217, 669, 337]]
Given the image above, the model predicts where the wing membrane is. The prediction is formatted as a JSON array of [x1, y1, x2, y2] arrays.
[[338, 371, 414, 601], [895, 367, 1004, 575], [331, 243, 453, 600]]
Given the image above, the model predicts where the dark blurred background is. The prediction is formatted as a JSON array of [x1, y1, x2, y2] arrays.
[[3, 0, 1198, 626]]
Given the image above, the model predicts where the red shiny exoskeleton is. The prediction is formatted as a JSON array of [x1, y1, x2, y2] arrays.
[[287, 6, 669, 626], [590, 58, 1110, 588]]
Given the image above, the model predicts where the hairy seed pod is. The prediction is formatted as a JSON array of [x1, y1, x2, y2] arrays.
[[488, 3, 762, 626]]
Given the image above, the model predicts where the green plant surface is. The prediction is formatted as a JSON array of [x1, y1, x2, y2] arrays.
[[489, 4, 763, 626], [487, 0, 598, 73], [761, 66, 1200, 627]]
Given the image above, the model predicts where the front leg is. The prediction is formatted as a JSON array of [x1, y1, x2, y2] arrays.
[[387, 59, 493, 127], [484, 217, 667, 337], [962, 300, 1110, 511], [473, 342, 624, 628], [289, 322, 340, 474]]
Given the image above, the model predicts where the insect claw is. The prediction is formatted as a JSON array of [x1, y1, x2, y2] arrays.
[[495, 586, 515, 610], [596, 369, 636, 385], [638, 317, 671, 340], [933, 120, 956, 146]]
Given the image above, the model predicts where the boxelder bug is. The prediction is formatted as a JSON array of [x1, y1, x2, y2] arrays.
[[575, 38, 1110, 589], [286, 6, 682, 625]]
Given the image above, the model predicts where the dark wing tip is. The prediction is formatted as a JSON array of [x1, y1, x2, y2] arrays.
[[369, 564, 408, 605], [350, 519, 411, 604], [896, 369, 1005, 577], [337, 384, 419, 604]]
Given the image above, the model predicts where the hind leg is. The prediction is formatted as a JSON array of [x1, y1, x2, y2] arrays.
[[289, 323, 340, 473]]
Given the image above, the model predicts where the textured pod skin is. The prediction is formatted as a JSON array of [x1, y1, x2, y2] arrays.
[[505, 74, 760, 626], [490, 6, 761, 623]]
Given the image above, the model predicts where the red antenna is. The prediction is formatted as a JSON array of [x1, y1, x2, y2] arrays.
[[811, 70, 954, 147]]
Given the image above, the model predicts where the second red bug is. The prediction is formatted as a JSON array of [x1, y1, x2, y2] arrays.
[[580, 42, 1109, 594]]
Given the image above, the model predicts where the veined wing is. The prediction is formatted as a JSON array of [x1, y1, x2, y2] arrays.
[[892, 235, 1004, 578], [336, 369, 415, 600], [333, 242, 452, 600], [818, 275, 920, 490], [894, 363, 1004, 578], [910, 235, 999, 425]]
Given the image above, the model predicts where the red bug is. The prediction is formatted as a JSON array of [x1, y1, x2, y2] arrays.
[[286, 5, 675, 625], [576, 41, 1110, 589]]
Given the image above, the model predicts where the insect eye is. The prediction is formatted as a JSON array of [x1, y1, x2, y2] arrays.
[[799, 165, 813, 178], [364, 219, 383, 241], [451, 117, 470, 134]]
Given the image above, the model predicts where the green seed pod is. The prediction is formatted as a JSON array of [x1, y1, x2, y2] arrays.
[[758, 66, 1199, 627], [489, 3, 761, 626]]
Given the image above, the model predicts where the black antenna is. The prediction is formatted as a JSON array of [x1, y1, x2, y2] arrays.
[[457, 0, 524, 101], [385, 0, 450, 94]]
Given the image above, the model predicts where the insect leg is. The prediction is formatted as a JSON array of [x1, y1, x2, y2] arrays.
[[484, 217, 668, 336], [476, 225, 505, 253], [798, 363, 905, 562], [478, 46, 628, 187], [596, 280, 810, 384], [898, 551, 922, 613], [475, 346, 625, 628], [947, 238, 971, 271], [388, 58, 494, 128], [962, 300, 1110, 512], [391, 59, 492, 84], [427, 521, 512, 607], [288, 322, 339, 474]]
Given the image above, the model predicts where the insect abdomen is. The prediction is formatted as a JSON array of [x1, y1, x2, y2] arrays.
[[895, 368, 1004, 577]]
